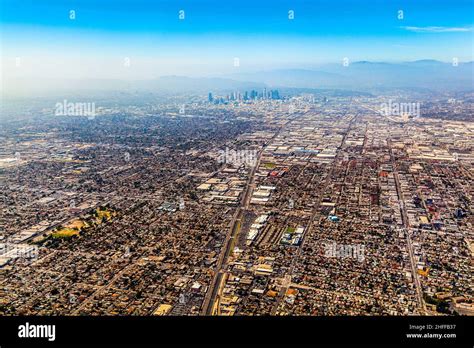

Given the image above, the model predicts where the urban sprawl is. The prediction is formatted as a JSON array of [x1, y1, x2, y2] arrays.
[[1, 90, 473, 316]]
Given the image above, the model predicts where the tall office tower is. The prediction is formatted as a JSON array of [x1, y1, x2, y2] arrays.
[[208, 92, 213, 102]]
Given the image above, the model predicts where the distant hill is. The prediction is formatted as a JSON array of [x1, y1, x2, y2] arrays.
[[227, 69, 346, 88], [3, 76, 267, 97], [227, 60, 473, 91], [4, 60, 472, 98], [134, 76, 266, 92]]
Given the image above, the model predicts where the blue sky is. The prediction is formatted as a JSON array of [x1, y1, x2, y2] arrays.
[[1, 0, 473, 78]]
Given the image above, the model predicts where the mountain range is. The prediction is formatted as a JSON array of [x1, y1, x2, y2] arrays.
[[226, 60, 473, 91], [4, 60, 473, 97]]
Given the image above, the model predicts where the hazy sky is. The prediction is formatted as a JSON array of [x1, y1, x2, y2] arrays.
[[1, 0, 473, 80]]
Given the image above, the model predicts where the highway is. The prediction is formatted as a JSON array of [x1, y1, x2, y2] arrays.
[[200, 145, 264, 315], [388, 138, 427, 314], [201, 117, 294, 315]]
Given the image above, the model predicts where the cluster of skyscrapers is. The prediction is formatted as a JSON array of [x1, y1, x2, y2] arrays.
[[208, 89, 281, 104]]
